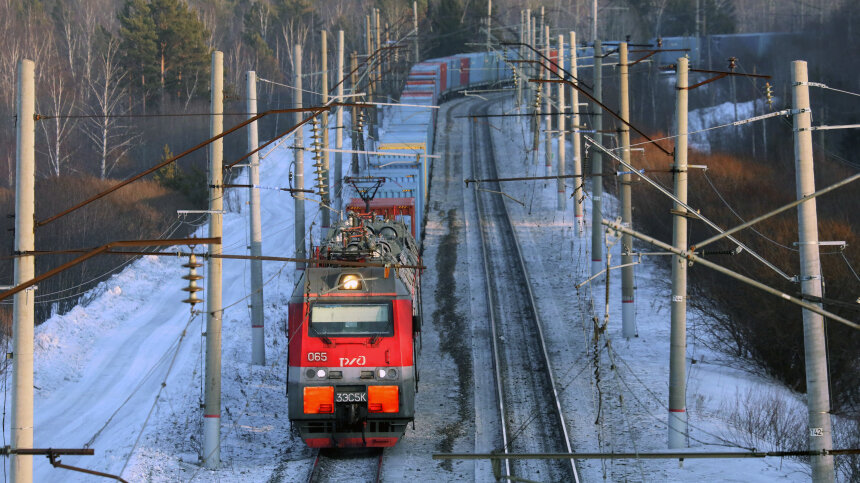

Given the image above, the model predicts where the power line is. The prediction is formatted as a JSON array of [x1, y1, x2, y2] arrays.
[[618, 108, 796, 151], [701, 170, 798, 252], [806, 82, 860, 98], [841, 252, 860, 284], [35, 112, 262, 120]]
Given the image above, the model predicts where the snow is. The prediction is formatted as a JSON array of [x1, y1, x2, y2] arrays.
[[687, 99, 764, 153], [484, 94, 809, 482], [1, 95, 815, 482]]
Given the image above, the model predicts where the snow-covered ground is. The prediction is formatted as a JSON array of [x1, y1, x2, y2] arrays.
[[2, 94, 814, 482], [687, 99, 762, 153], [3, 119, 343, 481], [483, 94, 809, 481]]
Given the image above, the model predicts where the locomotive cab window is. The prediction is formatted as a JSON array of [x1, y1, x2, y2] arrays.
[[310, 303, 393, 337]]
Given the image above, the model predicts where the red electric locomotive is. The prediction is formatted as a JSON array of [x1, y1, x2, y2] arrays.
[[287, 213, 421, 448]]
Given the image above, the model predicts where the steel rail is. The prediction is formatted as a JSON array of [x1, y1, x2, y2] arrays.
[[471, 96, 580, 483], [468, 100, 512, 481], [306, 449, 321, 483]]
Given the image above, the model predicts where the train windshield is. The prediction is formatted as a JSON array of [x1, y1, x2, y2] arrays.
[[310, 303, 393, 337]]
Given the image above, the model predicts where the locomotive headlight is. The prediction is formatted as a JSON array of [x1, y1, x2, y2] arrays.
[[340, 274, 362, 290], [316, 369, 327, 378], [376, 368, 398, 380]]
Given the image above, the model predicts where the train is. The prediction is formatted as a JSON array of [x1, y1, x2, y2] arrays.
[[287, 212, 422, 448], [287, 49, 515, 448], [285, 30, 797, 448]]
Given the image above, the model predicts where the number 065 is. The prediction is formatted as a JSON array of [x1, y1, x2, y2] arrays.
[[307, 352, 327, 362]]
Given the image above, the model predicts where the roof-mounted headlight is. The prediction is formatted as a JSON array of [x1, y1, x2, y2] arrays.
[[339, 274, 362, 290]]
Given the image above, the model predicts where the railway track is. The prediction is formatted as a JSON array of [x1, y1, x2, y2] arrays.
[[470, 96, 580, 483], [305, 448, 384, 483]]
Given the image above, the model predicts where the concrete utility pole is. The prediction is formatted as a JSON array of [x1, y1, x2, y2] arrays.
[[557, 35, 566, 211], [365, 15, 374, 144], [591, 39, 604, 278], [532, 58, 542, 166], [350, 52, 360, 176], [517, 10, 524, 108], [531, 13, 537, 107], [486, 0, 492, 51], [294, 44, 306, 275], [12, 58, 35, 483], [245, 71, 265, 366], [334, 30, 345, 212], [539, 6, 545, 45], [544, 25, 552, 175], [618, 43, 636, 338], [668, 56, 689, 449], [321, 30, 330, 229], [593, 0, 598, 42], [374, 9, 382, 136], [412, 2, 419, 62], [791, 60, 835, 483], [525, 8, 532, 108], [385, 25, 391, 95], [203, 50, 224, 469], [570, 31, 584, 234]]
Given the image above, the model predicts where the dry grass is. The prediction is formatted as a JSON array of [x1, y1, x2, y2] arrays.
[[0, 175, 194, 333]]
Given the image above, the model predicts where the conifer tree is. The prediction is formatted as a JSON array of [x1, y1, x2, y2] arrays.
[[118, 0, 158, 109], [118, 0, 211, 109]]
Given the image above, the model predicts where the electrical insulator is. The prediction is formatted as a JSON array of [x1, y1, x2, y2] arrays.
[[181, 252, 204, 310], [657, 37, 663, 48], [311, 117, 326, 197], [765, 82, 774, 108], [728, 56, 737, 72], [357, 111, 365, 134]]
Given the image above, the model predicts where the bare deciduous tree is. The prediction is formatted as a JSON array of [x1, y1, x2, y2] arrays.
[[39, 68, 78, 177], [84, 36, 137, 178]]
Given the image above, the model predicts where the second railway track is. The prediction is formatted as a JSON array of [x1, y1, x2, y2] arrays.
[[470, 96, 581, 483]]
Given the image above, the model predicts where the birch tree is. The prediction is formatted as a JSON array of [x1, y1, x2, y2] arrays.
[[85, 34, 138, 178]]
